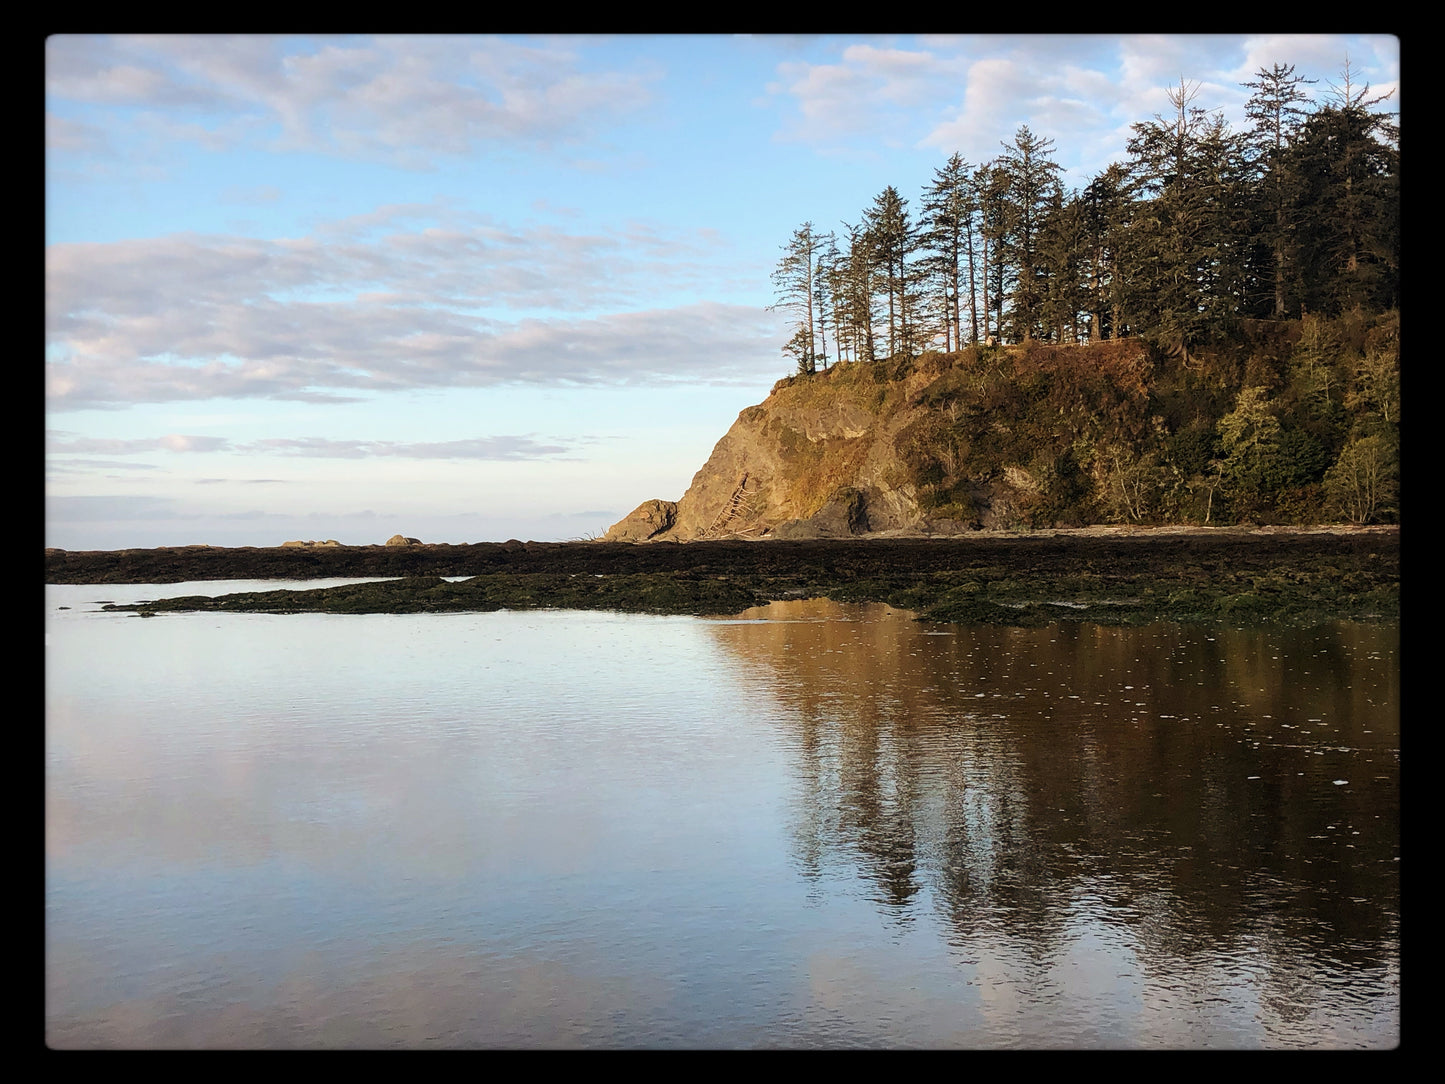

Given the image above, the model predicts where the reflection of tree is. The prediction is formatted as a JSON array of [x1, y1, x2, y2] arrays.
[[713, 603, 1399, 982]]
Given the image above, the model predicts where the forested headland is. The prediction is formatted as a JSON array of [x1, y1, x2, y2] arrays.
[[766, 62, 1399, 528]]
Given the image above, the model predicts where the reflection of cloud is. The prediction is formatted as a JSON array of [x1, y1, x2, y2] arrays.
[[46, 937, 676, 1049]]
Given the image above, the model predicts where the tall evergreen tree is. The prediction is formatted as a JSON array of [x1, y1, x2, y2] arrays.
[[1280, 60, 1399, 315], [975, 162, 1012, 342], [1037, 187, 1090, 343], [769, 223, 822, 373], [1242, 63, 1316, 318], [920, 154, 973, 352], [1080, 164, 1131, 340], [1122, 79, 1249, 363], [837, 220, 878, 363], [864, 187, 921, 359], [812, 229, 839, 371], [998, 125, 1064, 341]]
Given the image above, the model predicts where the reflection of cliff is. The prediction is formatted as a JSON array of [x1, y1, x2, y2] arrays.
[[709, 602, 1400, 976]]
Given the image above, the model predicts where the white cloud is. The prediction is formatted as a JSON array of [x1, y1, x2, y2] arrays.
[[46, 34, 659, 169], [46, 207, 781, 409], [46, 112, 113, 155], [46, 494, 181, 522], [221, 184, 282, 205], [237, 436, 575, 460], [47, 433, 232, 454], [768, 40, 969, 146], [46, 458, 162, 474]]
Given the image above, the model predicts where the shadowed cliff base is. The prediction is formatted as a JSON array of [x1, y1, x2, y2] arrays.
[[62, 527, 1399, 627]]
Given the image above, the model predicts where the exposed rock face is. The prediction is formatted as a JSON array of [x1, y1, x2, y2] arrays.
[[604, 363, 938, 542], [385, 534, 422, 546], [769, 486, 870, 540], [603, 342, 1154, 542], [598, 360, 950, 541], [602, 499, 678, 542]]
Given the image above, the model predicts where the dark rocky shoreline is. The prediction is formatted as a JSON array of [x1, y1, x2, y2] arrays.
[[51, 528, 1399, 627]]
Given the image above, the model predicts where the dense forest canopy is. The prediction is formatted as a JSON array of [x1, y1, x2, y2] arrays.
[[769, 61, 1400, 527]]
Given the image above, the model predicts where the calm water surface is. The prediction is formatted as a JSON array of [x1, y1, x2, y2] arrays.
[[45, 581, 1399, 1049]]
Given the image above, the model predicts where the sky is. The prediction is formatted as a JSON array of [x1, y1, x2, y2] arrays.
[[45, 33, 1400, 550]]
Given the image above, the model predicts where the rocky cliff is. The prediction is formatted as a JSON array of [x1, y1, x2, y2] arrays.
[[604, 340, 1157, 542]]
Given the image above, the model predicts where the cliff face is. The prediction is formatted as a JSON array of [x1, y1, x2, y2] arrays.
[[604, 341, 1157, 542]]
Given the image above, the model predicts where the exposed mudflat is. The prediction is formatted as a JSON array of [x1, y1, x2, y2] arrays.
[[53, 526, 1399, 627]]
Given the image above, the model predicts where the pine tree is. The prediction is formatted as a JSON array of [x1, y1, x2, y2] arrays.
[[1037, 187, 1089, 343], [998, 125, 1064, 341], [1280, 59, 1399, 315], [1080, 164, 1130, 340], [1122, 79, 1250, 363], [920, 154, 972, 352], [974, 162, 1012, 342], [837, 220, 878, 364], [863, 187, 920, 359], [1242, 63, 1316, 318], [813, 229, 839, 371], [769, 223, 822, 373]]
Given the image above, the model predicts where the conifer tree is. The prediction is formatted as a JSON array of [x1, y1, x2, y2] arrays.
[[974, 162, 1012, 342], [813, 229, 839, 371], [769, 223, 822, 373], [1280, 59, 1399, 315], [837, 220, 878, 363], [1080, 164, 1131, 340], [1122, 79, 1249, 363], [1242, 63, 1316, 317], [921, 154, 973, 352], [998, 125, 1064, 341], [863, 187, 921, 359], [1037, 187, 1089, 343]]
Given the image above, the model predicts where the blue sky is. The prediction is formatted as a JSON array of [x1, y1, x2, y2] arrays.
[[45, 33, 1400, 549]]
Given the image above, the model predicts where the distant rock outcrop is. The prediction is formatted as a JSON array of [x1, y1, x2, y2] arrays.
[[602, 341, 1155, 542], [602, 499, 678, 542], [385, 534, 422, 546], [281, 539, 343, 548]]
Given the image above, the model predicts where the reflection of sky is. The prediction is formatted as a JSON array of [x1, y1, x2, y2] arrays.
[[46, 594, 1398, 1048]]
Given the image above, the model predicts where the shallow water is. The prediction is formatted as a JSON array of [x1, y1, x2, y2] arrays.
[[45, 584, 1399, 1049]]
